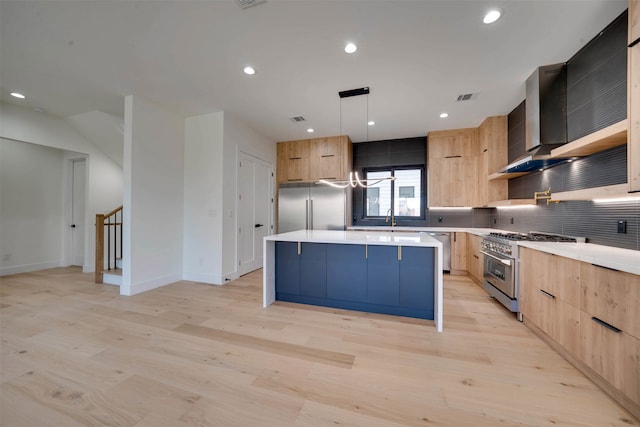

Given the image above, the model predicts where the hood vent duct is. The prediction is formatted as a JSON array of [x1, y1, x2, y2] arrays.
[[502, 63, 570, 173]]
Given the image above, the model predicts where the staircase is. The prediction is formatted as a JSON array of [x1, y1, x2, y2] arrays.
[[95, 205, 123, 285]]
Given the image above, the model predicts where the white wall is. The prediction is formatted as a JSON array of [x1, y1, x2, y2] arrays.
[[0, 139, 65, 275], [183, 111, 275, 284], [183, 112, 224, 283], [0, 102, 123, 273], [122, 95, 184, 295], [221, 112, 276, 280]]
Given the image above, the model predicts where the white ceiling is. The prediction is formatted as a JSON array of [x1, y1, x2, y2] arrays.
[[0, 0, 628, 144]]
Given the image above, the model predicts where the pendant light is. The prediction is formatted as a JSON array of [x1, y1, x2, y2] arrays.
[[316, 86, 394, 188]]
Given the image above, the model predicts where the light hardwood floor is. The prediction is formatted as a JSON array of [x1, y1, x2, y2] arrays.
[[1, 267, 638, 426]]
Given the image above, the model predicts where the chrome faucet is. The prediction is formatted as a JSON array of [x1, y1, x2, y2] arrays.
[[385, 208, 396, 227]]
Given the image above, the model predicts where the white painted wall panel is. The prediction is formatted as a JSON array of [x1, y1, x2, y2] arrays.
[[122, 95, 184, 295], [0, 139, 64, 275]]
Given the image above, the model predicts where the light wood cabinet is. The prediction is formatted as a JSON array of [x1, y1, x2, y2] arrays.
[[580, 311, 640, 405], [277, 139, 310, 183], [427, 129, 476, 158], [465, 233, 483, 284], [428, 118, 507, 207], [520, 247, 640, 418], [478, 116, 508, 206], [581, 263, 640, 340], [427, 128, 478, 207], [310, 136, 349, 181], [450, 232, 466, 275], [276, 135, 352, 184]]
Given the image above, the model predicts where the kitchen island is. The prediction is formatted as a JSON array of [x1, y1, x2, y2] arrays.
[[263, 230, 443, 332]]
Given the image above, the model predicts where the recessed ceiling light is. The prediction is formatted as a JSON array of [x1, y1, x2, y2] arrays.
[[243, 66, 256, 75], [368, 121, 375, 126], [345, 43, 357, 54], [10, 92, 25, 99], [307, 128, 314, 133], [439, 112, 449, 118], [483, 9, 502, 24]]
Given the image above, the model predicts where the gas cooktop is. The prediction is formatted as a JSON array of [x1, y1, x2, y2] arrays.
[[485, 231, 585, 243]]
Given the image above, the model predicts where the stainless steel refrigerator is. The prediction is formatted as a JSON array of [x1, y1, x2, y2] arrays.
[[278, 183, 349, 233]]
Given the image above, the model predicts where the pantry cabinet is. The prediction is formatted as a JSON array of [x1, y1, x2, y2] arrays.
[[427, 128, 479, 207], [428, 118, 507, 207], [519, 247, 640, 418], [276, 135, 352, 184]]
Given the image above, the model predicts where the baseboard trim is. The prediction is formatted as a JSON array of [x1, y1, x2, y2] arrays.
[[122, 273, 182, 296], [0, 260, 63, 277], [182, 272, 224, 285]]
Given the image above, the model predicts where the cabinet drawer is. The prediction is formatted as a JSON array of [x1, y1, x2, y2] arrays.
[[580, 311, 640, 403], [581, 263, 640, 339]]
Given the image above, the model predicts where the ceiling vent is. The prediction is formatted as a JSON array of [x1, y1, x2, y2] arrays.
[[236, 0, 266, 10], [456, 93, 477, 102], [290, 116, 306, 122]]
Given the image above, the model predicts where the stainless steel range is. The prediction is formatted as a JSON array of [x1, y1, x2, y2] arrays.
[[481, 232, 585, 317]]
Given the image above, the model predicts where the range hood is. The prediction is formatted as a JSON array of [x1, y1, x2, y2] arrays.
[[501, 63, 569, 174]]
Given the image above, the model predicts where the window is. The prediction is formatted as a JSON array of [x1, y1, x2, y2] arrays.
[[364, 167, 423, 218]]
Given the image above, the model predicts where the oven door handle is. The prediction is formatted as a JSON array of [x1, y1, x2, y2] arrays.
[[480, 250, 512, 267]]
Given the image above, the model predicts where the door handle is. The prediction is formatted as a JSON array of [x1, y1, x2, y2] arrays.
[[70, 224, 76, 228], [480, 250, 512, 266], [255, 224, 264, 228]]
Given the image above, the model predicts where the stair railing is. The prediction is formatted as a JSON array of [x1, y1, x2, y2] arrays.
[[95, 205, 123, 283]]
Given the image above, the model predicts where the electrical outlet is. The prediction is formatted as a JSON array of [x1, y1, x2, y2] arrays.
[[438, 216, 443, 223], [510, 217, 514, 224], [617, 220, 627, 234], [493, 218, 497, 225]]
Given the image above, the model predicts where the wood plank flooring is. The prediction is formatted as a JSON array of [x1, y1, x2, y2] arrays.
[[1, 267, 638, 426]]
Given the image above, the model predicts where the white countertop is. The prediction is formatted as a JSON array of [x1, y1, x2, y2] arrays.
[[518, 241, 640, 276], [266, 229, 443, 248], [349, 226, 639, 276], [348, 226, 494, 237]]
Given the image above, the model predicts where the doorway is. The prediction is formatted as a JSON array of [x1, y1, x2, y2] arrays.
[[70, 158, 86, 266], [238, 151, 273, 276]]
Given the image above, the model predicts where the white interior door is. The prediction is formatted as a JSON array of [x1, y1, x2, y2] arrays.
[[238, 152, 272, 276], [71, 158, 86, 266]]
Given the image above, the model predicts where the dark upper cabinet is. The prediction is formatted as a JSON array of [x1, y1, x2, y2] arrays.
[[566, 10, 628, 141]]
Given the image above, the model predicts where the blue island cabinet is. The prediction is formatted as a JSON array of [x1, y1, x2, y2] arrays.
[[275, 241, 434, 320], [275, 242, 327, 300], [399, 246, 435, 319]]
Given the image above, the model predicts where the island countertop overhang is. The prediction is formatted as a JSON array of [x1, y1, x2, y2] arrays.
[[264, 229, 444, 249]]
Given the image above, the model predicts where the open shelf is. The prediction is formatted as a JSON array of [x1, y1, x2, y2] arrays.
[[488, 171, 529, 181], [486, 199, 536, 207], [550, 120, 627, 158], [553, 183, 631, 201]]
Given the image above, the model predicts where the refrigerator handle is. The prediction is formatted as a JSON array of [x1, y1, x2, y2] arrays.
[[310, 200, 313, 229], [305, 200, 309, 230]]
